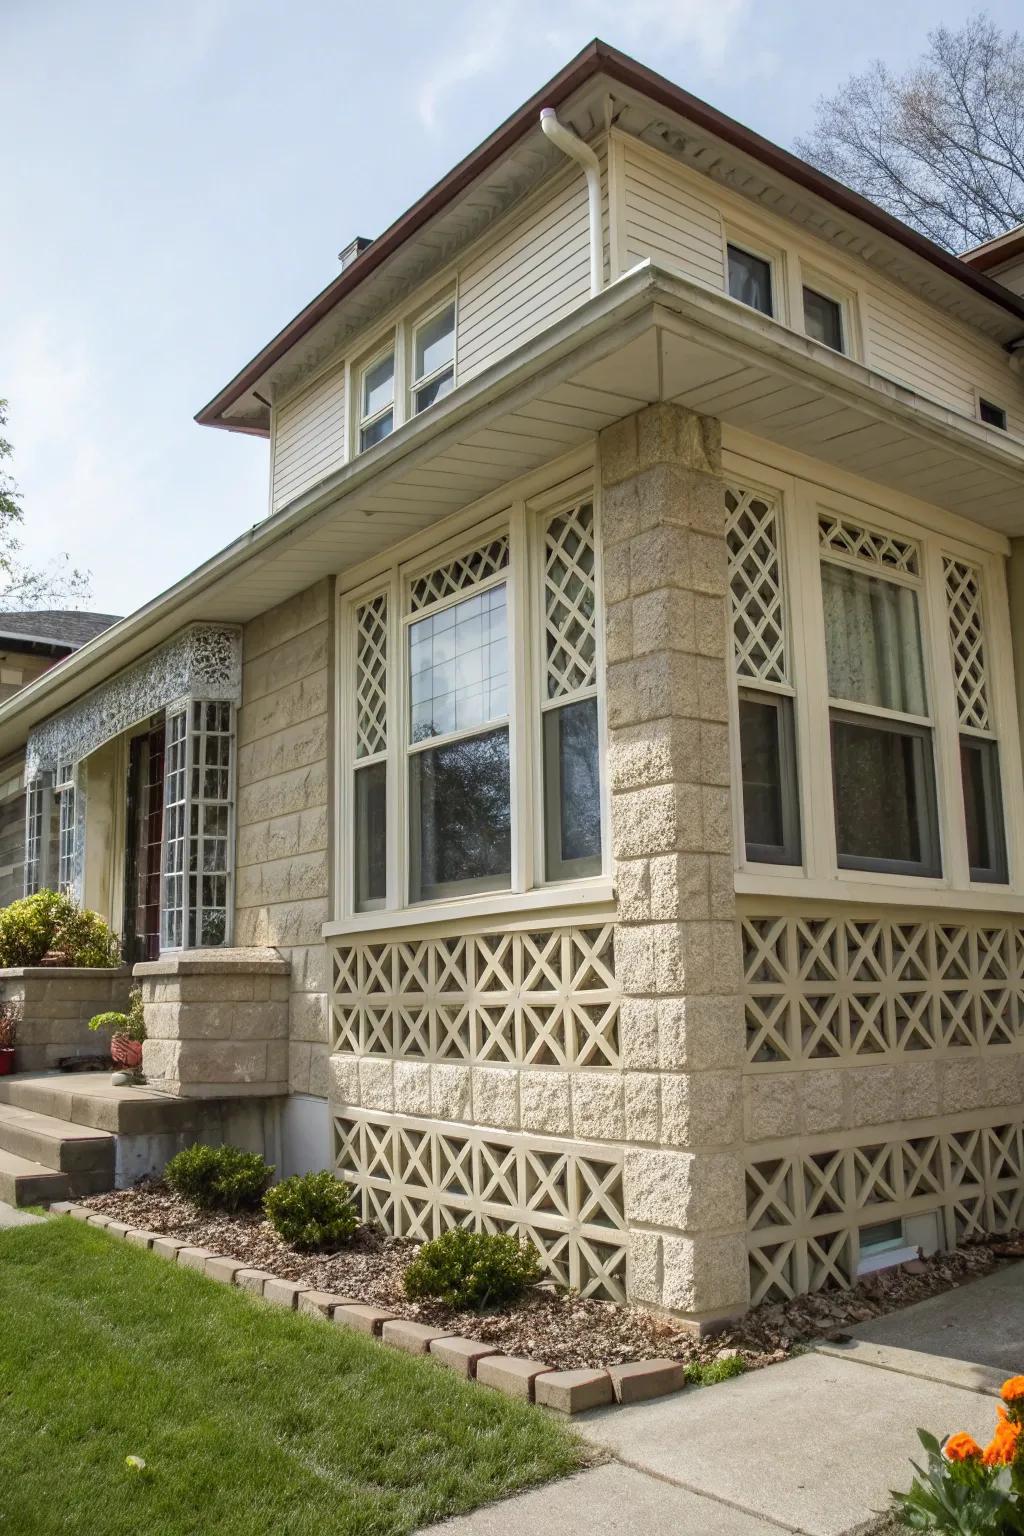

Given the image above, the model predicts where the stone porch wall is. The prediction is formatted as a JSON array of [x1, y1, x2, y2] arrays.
[[0, 966, 133, 1070], [233, 579, 333, 1099]]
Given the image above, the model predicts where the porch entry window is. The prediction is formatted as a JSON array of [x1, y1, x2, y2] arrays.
[[345, 489, 605, 915], [726, 476, 1011, 889]]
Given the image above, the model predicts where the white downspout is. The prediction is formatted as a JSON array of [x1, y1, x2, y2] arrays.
[[540, 107, 603, 297]]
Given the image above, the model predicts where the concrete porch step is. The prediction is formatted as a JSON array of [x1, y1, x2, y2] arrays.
[[0, 1102, 114, 1179], [0, 1072, 204, 1135], [0, 1146, 71, 1206]]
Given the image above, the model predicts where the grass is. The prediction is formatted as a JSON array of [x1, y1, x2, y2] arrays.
[[683, 1355, 747, 1388], [0, 1219, 583, 1536]]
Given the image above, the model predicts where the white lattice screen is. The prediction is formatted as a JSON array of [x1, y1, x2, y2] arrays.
[[742, 913, 1023, 1063], [335, 1109, 627, 1299], [331, 924, 619, 1066], [725, 485, 789, 684], [543, 501, 597, 699], [354, 593, 388, 759], [943, 557, 991, 733], [818, 512, 919, 575], [409, 536, 509, 613], [747, 1116, 1024, 1302]]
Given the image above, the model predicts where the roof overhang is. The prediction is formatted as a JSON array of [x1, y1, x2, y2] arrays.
[[962, 226, 1024, 274], [5, 261, 1024, 764], [196, 40, 1024, 436]]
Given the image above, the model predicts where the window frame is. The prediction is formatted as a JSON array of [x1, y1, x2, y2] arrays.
[[356, 342, 397, 454], [335, 471, 610, 927], [409, 295, 457, 418], [725, 235, 780, 320]]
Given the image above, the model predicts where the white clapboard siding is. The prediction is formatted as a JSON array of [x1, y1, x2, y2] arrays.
[[272, 367, 346, 511], [457, 168, 593, 383], [621, 139, 725, 290]]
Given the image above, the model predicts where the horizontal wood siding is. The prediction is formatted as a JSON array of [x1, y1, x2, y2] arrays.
[[272, 367, 346, 511], [621, 139, 724, 290], [457, 167, 593, 384]]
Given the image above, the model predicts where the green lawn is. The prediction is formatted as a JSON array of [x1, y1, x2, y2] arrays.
[[0, 1219, 583, 1535]]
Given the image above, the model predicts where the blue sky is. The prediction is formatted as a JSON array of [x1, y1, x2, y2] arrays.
[[3, 0, 1020, 616]]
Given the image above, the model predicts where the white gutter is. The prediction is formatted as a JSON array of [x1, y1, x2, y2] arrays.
[[540, 108, 603, 297]]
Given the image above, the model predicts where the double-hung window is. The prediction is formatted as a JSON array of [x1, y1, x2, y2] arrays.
[[358, 349, 395, 451], [411, 301, 455, 415], [727, 243, 774, 317], [803, 286, 844, 352], [343, 489, 605, 917]]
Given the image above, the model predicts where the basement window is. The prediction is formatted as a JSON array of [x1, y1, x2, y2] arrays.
[[979, 397, 1008, 430]]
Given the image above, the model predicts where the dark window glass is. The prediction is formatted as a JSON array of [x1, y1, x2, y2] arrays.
[[359, 410, 394, 451], [354, 761, 387, 909], [414, 370, 453, 414], [544, 696, 601, 880], [831, 713, 940, 876], [727, 244, 773, 316], [803, 287, 844, 352], [960, 736, 1007, 882], [739, 692, 800, 864], [979, 398, 1007, 430], [409, 727, 511, 901]]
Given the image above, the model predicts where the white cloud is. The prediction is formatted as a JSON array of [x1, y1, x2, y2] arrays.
[[417, 5, 513, 130]]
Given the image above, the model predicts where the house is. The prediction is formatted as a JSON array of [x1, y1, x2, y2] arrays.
[[3, 39, 1024, 1326]]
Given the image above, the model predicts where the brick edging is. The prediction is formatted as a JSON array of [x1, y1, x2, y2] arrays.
[[54, 1203, 686, 1415]]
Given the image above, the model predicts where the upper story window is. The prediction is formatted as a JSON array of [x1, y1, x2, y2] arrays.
[[412, 301, 456, 414], [727, 243, 773, 317], [726, 471, 1013, 893], [341, 486, 605, 919], [358, 349, 395, 451], [803, 286, 844, 353], [979, 397, 1008, 430]]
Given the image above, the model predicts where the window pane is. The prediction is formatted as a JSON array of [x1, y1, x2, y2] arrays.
[[831, 714, 939, 874], [822, 562, 927, 715], [414, 303, 455, 381], [739, 694, 800, 863], [727, 244, 773, 315], [415, 368, 454, 414], [803, 287, 843, 351], [544, 697, 601, 879], [408, 583, 508, 742], [360, 410, 393, 450], [354, 761, 387, 909], [409, 727, 511, 901], [960, 736, 1007, 882], [362, 353, 394, 419]]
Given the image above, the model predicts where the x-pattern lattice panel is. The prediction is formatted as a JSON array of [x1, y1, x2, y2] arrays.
[[355, 593, 388, 759], [818, 512, 919, 575], [943, 557, 991, 733], [544, 501, 597, 700], [334, 1109, 627, 1299], [747, 1116, 1024, 1303], [743, 914, 1024, 1064], [409, 536, 509, 613], [725, 485, 788, 684], [330, 924, 620, 1067]]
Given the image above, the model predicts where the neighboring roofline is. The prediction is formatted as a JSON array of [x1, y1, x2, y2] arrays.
[[962, 226, 1024, 273], [195, 39, 1024, 433], [0, 633, 73, 657]]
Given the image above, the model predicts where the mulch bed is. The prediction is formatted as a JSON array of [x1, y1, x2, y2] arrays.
[[81, 1184, 1023, 1374]]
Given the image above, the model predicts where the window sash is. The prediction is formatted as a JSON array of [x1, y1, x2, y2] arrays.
[[412, 301, 455, 414], [738, 689, 801, 866], [829, 708, 941, 878], [358, 349, 395, 451], [959, 734, 1007, 883], [727, 243, 773, 316]]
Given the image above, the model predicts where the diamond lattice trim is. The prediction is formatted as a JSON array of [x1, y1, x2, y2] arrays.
[[747, 1115, 1024, 1303], [818, 513, 919, 575], [544, 501, 597, 700], [330, 924, 619, 1066], [409, 536, 509, 614], [943, 557, 991, 732], [335, 1110, 627, 1300], [725, 485, 788, 684], [354, 593, 388, 759], [743, 913, 1024, 1063]]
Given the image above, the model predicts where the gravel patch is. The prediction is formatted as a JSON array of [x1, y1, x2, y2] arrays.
[[81, 1185, 1023, 1374]]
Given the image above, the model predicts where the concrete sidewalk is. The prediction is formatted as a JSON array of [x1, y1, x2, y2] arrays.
[[418, 1262, 1023, 1536]]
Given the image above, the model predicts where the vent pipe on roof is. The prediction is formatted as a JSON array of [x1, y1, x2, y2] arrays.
[[338, 235, 372, 269], [539, 108, 602, 297]]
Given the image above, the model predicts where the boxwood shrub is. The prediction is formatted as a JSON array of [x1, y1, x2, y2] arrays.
[[0, 890, 120, 968], [164, 1144, 274, 1212], [263, 1171, 357, 1250], [403, 1228, 542, 1310]]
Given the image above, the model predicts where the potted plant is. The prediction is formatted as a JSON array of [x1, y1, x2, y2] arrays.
[[0, 1003, 18, 1075], [88, 987, 146, 1074]]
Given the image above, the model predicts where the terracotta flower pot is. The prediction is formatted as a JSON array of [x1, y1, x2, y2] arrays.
[[0, 1048, 14, 1077], [110, 1034, 143, 1070]]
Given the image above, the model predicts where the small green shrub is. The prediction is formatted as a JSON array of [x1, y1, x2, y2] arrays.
[[164, 1144, 274, 1212], [403, 1228, 542, 1310], [0, 890, 120, 969], [684, 1355, 747, 1388], [263, 1171, 358, 1251], [88, 987, 145, 1041]]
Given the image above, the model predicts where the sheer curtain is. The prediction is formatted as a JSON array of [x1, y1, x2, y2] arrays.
[[822, 563, 927, 715]]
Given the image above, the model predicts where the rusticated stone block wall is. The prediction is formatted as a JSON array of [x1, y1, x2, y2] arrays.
[[0, 966, 133, 1070]]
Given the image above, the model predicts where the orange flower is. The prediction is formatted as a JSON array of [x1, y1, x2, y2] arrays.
[[982, 1414, 1020, 1467], [944, 1433, 983, 1461], [1000, 1376, 1024, 1404]]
